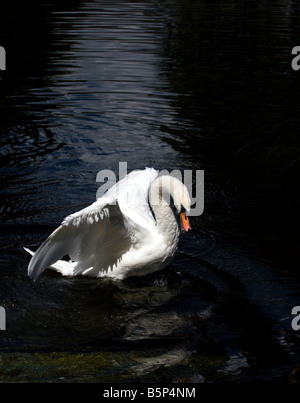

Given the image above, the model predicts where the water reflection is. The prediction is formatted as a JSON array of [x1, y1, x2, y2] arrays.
[[0, 0, 300, 383]]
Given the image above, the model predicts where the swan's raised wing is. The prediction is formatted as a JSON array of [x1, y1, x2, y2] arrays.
[[27, 168, 158, 280], [26, 197, 104, 279], [106, 167, 158, 229]]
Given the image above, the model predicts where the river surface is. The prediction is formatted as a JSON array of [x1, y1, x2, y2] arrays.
[[0, 0, 300, 383]]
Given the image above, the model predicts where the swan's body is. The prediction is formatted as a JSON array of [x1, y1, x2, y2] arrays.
[[25, 167, 191, 281]]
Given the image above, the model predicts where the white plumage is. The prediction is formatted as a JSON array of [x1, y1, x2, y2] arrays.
[[25, 167, 191, 281]]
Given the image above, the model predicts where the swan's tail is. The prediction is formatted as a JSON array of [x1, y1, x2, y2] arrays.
[[24, 247, 76, 277]]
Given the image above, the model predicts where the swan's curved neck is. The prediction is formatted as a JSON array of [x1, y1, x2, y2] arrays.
[[149, 176, 179, 243]]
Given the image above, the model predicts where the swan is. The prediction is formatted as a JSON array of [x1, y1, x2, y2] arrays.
[[25, 167, 192, 281]]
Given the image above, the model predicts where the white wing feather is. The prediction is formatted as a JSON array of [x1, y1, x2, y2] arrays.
[[27, 168, 158, 280]]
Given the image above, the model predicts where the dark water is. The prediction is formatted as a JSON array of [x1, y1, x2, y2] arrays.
[[0, 0, 300, 383]]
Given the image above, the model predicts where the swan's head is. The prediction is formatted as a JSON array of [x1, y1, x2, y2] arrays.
[[172, 180, 191, 214], [155, 175, 192, 232], [172, 179, 192, 232]]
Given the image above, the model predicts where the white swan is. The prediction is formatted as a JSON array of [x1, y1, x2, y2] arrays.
[[25, 167, 191, 281]]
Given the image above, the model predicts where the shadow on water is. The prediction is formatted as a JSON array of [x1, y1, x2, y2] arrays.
[[160, 0, 300, 179], [158, 0, 300, 274], [0, 0, 300, 383]]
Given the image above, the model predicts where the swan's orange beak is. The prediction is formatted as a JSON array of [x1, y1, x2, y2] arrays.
[[180, 212, 191, 232]]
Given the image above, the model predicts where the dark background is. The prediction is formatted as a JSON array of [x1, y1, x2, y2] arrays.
[[0, 0, 300, 382]]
